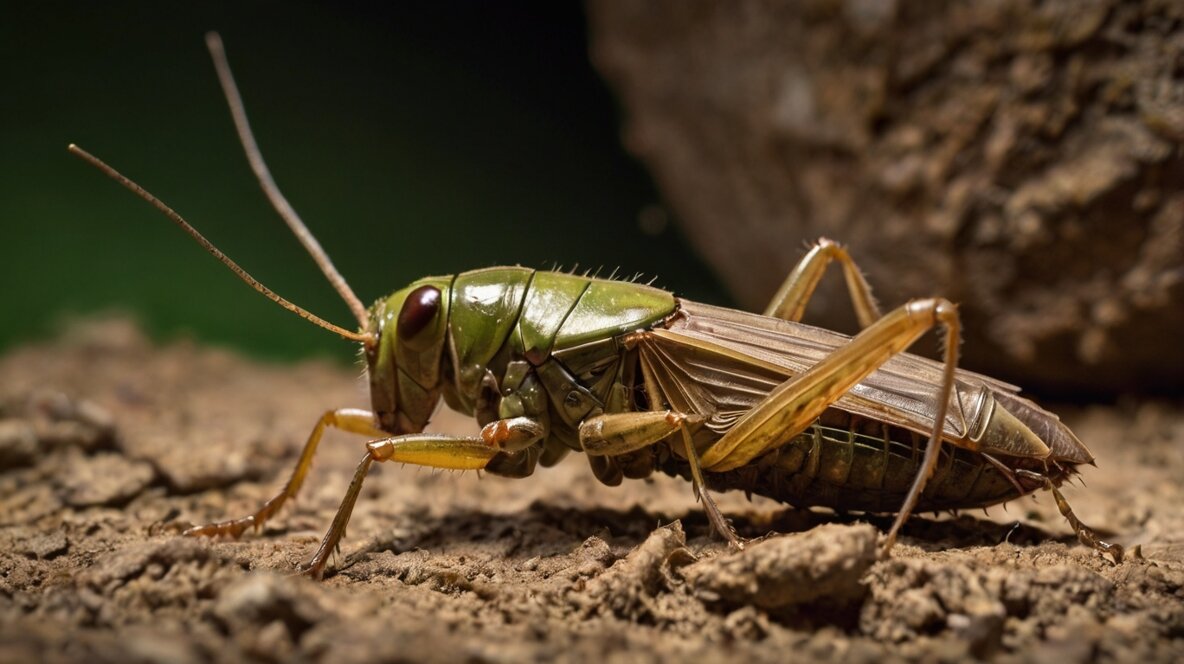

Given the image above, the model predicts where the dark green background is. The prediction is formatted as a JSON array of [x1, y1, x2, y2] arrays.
[[1, 3, 726, 364]]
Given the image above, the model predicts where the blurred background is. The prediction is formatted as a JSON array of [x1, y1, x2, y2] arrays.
[[4, 1, 1181, 397], [586, 1, 1183, 397], [0, 2, 727, 365]]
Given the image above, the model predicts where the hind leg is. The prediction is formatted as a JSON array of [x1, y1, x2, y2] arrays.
[[579, 410, 740, 548], [698, 298, 966, 555], [764, 238, 882, 328], [1016, 469, 1124, 563]]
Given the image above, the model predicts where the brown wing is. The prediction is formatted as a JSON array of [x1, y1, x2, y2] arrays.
[[640, 299, 1024, 443]]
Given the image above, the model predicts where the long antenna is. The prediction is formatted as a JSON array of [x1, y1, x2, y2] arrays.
[[204, 31, 370, 329], [68, 144, 374, 346]]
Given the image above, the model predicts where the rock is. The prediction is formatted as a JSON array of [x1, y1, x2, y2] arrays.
[[588, 0, 1184, 395]]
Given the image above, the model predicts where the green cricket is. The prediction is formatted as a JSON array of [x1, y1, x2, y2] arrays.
[[69, 33, 1121, 579]]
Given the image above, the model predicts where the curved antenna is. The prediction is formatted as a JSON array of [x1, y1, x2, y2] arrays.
[[204, 31, 370, 329], [68, 144, 374, 346]]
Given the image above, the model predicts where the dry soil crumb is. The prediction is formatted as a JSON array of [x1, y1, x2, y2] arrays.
[[685, 523, 877, 613], [1, 320, 1181, 662]]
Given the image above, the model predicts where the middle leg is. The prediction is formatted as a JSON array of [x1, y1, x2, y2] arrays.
[[579, 410, 741, 548]]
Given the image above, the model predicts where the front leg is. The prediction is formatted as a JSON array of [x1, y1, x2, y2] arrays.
[[184, 408, 386, 539], [300, 416, 544, 579]]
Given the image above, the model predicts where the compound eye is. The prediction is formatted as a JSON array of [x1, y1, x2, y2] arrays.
[[397, 285, 441, 341]]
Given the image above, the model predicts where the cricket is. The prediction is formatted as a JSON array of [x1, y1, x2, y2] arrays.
[[70, 33, 1122, 579]]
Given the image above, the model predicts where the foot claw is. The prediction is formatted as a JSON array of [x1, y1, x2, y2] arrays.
[[294, 559, 327, 580], [1098, 541, 1124, 565]]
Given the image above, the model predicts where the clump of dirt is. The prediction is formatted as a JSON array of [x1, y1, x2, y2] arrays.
[[1, 319, 1182, 662], [685, 523, 877, 614]]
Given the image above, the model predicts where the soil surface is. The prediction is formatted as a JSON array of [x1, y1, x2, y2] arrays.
[[1, 319, 1182, 663]]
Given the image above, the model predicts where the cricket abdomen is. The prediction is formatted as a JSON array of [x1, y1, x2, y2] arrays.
[[691, 410, 1067, 514]]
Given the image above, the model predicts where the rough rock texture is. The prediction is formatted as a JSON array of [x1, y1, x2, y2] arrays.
[[588, 0, 1184, 395], [0, 320, 1182, 662]]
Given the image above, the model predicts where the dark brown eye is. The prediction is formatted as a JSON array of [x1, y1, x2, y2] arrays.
[[397, 285, 441, 340]]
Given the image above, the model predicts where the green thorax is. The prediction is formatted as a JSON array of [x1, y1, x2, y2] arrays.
[[368, 267, 676, 431], [449, 267, 676, 407]]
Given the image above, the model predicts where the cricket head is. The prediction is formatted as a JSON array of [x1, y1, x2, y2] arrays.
[[71, 32, 466, 438], [366, 278, 454, 434]]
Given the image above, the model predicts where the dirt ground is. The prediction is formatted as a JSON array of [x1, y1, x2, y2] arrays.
[[1, 319, 1181, 663]]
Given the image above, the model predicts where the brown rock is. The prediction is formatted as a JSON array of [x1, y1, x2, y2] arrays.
[[589, 0, 1184, 395]]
